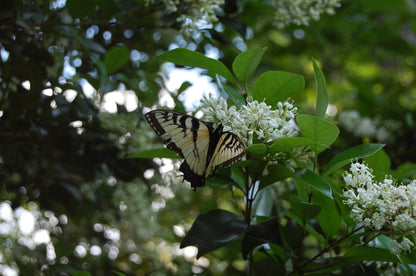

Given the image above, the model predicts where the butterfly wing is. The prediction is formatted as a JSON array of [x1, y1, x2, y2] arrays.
[[145, 110, 246, 189], [145, 110, 212, 188], [206, 130, 246, 177]]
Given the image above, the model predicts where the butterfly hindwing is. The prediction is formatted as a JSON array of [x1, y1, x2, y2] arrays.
[[145, 109, 245, 189], [208, 131, 246, 171]]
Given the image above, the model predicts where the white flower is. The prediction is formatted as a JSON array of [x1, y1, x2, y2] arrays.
[[273, 0, 341, 29], [343, 162, 416, 254], [390, 237, 414, 254], [200, 95, 298, 146], [200, 95, 312, 170]]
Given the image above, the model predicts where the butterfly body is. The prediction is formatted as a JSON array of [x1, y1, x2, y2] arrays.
[[145, 110, 245, 189]]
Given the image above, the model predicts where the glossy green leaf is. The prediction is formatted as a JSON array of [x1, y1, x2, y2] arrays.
[[312, 191, 342, 237], [104, 46, 130, 75], [289, 195, 321, 222], [364, 148, 391, 181], [230, 166, 245, 190], [296, 114, 339, 154], [312, 58, 328, 119], [260, 164, 295, 189], [392, 162, 416, 180], [232, 47, 267, 84], [269, 137, 319, 153], [127, 148, 180, 159], [247, 143, 267, 158], [299, 170, 333, 198], [344, 246, 398, 263], [252, 71, 304, 106], [180, 209, 247, 258], [322, 143, 385, 176], [156, 48, 236, 83], [216, 75, 245, 107]]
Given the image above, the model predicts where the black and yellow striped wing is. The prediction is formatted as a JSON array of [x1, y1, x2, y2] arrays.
[[145, 110, 245, 189]]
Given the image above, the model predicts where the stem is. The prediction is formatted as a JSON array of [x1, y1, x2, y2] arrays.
[[301, 225, 366, 270]]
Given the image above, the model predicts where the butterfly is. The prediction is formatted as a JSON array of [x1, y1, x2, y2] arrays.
[[145, 110, 246, 189]]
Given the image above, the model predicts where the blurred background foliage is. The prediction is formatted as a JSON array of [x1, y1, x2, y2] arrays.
[[0, 0, 415, 275]]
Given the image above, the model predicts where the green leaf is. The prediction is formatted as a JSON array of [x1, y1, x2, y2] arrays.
[[242, 217, 281, 259], [247, 144, 267, 158], [252, 71, 304, 106], [312, 58, 328, 119], [260, 164, 295, 189], [289, 195, 321, 222], [177, 81, 192, 95], [283, 211, 325, 244], [364, 148, 391, 181], [322, 143, 385, 176], [156, 48, 236, 83], [67, 0, 96, 18], [230, 166, 245, 190], [127, 148, 180, 159], [232, 47, 267, 84], [392, 162, 416, 180], [104, 46, 130, 75], [298, 170, 333, 199], [269, 137, 319, 153], [312, 191, 342, 237], [344, 246, 398, 263], [216, 75, 245, 107], [180, 209, 247, 258], [296, 114, 339, 154]]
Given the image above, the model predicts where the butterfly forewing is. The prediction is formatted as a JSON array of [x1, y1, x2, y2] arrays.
[[146, 110, 211, 176]]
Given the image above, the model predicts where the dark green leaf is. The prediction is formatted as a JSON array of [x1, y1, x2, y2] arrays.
[[260, 164, 295, 189], [344, 246, 398, 263], [299, 170, 333, 198], [289, 195, 321, 222], [322, 143, 385, 176], [232, 47, 267, 84], [242, 217, 281, 259], [296, 114, 339, 154], [127, 148, 180, 159], [104, 46, 130, 75], [230, 166, 245, 190], [156, 48, 236, 83], [312, 191, 342, 237], [283, 211, 325, 244], [177, 81, 192, 95], [312, 58, 328, 119], [180, 209, 247, 258], [252, 71, 304, 106]]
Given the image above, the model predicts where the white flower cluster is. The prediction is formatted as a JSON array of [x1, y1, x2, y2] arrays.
[[145, 0, 224, 33], [200, 95, 298, 146], [338, 110, 400, 142], [273, 0, 341, 29], [343, 162, 416, 254]]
